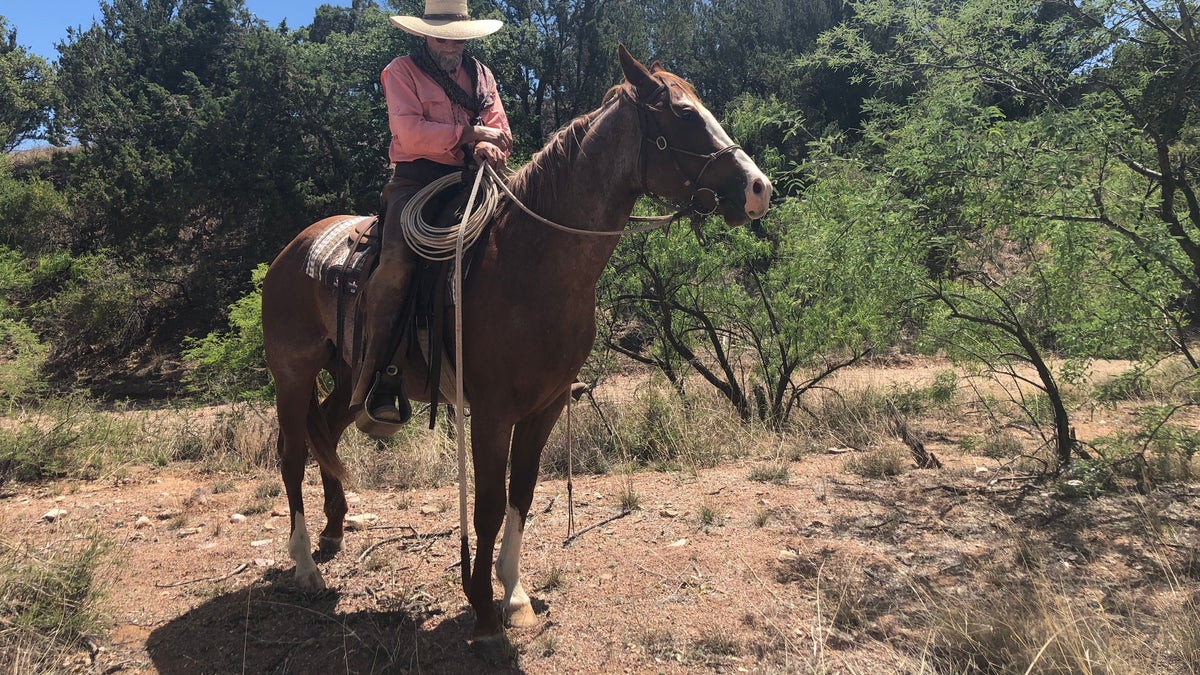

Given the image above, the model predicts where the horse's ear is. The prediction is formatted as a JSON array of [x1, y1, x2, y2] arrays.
[[617, 44, 658, 98], [649, 60, 664, 74]]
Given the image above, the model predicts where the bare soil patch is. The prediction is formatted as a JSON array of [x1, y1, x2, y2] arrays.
[[3, 359, 1199, 673]]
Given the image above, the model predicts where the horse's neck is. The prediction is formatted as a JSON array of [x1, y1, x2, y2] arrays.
[[498, 101, 643, 283]]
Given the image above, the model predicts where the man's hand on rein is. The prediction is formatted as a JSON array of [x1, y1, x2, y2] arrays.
[[464, 124, 511, 154], [474, 142, 507, 169]]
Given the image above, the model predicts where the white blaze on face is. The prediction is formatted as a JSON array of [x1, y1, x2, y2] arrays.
[[687, 93, 774, 220], [495, 505, 532, 618]]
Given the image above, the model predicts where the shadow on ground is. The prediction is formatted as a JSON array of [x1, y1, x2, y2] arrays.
[[146, 569, 524, 674]]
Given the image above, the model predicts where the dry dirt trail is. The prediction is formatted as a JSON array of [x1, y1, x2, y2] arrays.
[[4, 358, 1198, 673]]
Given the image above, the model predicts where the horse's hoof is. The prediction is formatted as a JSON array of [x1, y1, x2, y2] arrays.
[[318, 536, 342, 554], [504, 602, 538, 628], [471, 632, 517, 665], [295, 567, 326, 591]]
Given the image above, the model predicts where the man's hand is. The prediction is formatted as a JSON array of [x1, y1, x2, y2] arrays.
[[474, 142, 507, 169], [463, 124, 511, 154]]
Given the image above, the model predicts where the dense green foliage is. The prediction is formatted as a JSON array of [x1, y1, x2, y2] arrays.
[[0, 0, 1198, 458]]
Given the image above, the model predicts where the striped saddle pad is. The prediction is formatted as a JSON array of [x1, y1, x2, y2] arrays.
[[303, 215, 378, 294]]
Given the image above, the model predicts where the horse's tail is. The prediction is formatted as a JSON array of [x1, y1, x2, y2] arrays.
[[305, 387, 348, 484]]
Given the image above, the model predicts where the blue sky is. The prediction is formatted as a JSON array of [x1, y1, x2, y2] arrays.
[[3, 0, 346, 61]]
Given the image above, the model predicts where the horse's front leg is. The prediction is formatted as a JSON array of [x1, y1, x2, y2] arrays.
[[497, 394, 567, 628], [467, 413, 516, 640]]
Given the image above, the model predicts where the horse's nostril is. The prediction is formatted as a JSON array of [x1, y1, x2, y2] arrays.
[[752, 179, 764, 195]]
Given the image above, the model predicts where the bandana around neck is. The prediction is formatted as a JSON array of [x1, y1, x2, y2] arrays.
[[410, 43, 493, 119]]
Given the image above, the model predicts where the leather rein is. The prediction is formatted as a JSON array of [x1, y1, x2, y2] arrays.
[[477, 75, 743, 238]]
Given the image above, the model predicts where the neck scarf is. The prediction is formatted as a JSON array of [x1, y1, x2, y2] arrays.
[[410, 43, 493, 120]]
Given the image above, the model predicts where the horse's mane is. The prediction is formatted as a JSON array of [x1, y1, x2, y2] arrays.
[[505, 84, 634, 217], [505, 71, 697, 218], [504, 67, 700, 216]]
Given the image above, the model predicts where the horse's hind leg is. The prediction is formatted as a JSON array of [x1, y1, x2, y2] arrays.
[[316, 377, 354, 553], [497, 395, 567, 628], [276, 379, 326, 590]]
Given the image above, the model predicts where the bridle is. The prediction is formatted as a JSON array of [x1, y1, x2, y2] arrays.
[[632, 78, 743, 218]]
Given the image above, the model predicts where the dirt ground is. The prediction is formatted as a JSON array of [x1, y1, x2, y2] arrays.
[[4, 359, 1200, 674]]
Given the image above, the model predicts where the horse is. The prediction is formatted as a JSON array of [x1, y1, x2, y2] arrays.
[[260, 45, 772, 647]]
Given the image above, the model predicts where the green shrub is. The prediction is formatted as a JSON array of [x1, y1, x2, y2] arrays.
[[183, 263, 272, 401], [21, 251, 156, 368], [0, 158, 69, 254], [0, 317, 48, 404]]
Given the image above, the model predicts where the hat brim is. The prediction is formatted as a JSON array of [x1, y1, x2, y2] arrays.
[[390, 16, 502, 40]]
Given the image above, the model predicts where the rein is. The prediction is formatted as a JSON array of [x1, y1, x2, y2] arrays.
[[399, 76, 744, 249]]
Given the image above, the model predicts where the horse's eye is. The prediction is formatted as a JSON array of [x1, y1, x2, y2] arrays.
[[678, 106, 697, 120]]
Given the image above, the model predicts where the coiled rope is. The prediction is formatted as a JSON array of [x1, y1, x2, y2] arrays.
[[399, 171, 502, 261]]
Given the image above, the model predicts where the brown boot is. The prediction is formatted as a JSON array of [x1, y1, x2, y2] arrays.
[[364, 372, 412, 425]]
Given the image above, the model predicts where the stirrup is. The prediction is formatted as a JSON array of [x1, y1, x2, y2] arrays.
[[363, 371, 411, 425]]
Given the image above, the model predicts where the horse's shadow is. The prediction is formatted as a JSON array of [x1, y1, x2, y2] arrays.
[[145, 569, 527, 674]]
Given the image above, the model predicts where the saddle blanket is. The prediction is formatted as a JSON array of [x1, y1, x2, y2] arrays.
[[304, 215, 378, 292]]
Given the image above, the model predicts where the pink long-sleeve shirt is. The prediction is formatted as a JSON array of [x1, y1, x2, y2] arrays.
[[381, 55, 510, 166]]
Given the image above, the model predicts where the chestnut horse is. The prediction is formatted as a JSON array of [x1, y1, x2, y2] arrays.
[[261, 46, 771, 645]]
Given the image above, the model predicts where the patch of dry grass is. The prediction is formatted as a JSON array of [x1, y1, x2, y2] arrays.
[[340, 417, 461, 491], [0, 531, 110, 672]]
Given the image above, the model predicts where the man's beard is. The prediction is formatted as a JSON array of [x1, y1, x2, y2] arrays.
[[435, 52, 463, 73]]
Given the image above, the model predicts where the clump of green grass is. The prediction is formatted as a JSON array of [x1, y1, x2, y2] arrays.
[[211, 479, 236, 494], [748, 463, 790, 484], [542, 379, 766, 477], [239, 498, 272, 516], [0, 533, 110, 672], [540, 565, 566, 592], [619, 482, 642, 512], [844, 446, 907, 478], [253, 481, 281, 499], [697, 501, 724, 529], [918, 577, 1140, 674], [634, 626, 677, 660], [342, 421, 460, 491], [802, 388, 892, 452], [532, 632, 558, 657], [958, 429, 1025, 460], [752, 508, 771, 528], [891, 369, 959, 415], [0, 395, 138, 484], [693, 630, 740, 657]]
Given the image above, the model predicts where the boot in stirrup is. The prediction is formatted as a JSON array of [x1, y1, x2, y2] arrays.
[[364, 369, 412, 425]]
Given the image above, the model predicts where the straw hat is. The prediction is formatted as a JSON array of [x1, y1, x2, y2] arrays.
[[390, 0, 502, 40]]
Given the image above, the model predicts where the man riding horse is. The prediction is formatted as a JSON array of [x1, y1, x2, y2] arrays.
[[351, 0, 512, 426]]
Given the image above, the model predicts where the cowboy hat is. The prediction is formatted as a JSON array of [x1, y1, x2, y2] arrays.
[[390, 0, 502, 40]]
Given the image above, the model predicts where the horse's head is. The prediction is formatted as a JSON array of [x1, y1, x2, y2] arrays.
[[617, 45, 772, 226]]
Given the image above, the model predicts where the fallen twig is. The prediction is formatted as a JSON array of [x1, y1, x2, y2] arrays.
[[561, 509, 632, 548], [154, 562, 250, 588], [358, 527, 454, 562]]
